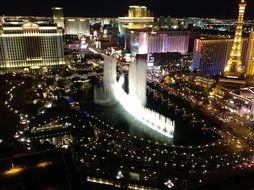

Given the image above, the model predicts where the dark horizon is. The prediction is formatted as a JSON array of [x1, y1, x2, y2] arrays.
[[0, 0, 254, 19]]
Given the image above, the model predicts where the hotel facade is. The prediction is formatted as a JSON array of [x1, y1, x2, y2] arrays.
[[0, 22, 65, 72], [192, 38, 248, 76], [118, 6, 154, 34], [127, 30, 191, 55]]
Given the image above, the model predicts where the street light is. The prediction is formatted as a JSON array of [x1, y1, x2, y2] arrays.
[[116, 171, 124, 179], [164, 179, 174, 189]]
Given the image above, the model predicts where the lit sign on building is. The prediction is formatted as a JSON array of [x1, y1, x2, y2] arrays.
[[80, 36, 88, 49], [147, 53, 154, 67]]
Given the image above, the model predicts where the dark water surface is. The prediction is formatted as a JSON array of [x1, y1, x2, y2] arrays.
[[78, 88, 220, 146]]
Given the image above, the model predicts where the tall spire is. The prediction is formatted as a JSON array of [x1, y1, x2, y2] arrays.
[[224, 0, 247, 78]]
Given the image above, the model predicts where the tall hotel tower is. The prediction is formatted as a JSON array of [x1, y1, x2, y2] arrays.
[[0, 22, 65, 72], [118, 6, 154, 34], [246, 31, 254, 76], [223, 0, 247, 78], [52, 7, 65, 29]]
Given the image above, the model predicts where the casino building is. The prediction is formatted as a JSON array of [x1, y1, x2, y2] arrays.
[[192, 37, 248, 76], [65, 18, 90, 36], [127, 30, 192, 55], [118, 6, 154, 34], [0, 22, 65, 72]]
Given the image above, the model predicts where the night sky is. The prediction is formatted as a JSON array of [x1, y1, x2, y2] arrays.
[[0, 0, 254, 19]]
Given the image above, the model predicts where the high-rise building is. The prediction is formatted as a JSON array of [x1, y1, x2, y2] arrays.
[[246, 31, 254, 76], [156, 16, 172, 27], [0, 22, 65, 72], [1, 15, 90, 36], [184, 17, 204, 29], [118, 6, 154, 34], [192, 39, 202, 71], [65, 18, 90, 36], [128, 6, 149, 17], [101, 18, 111, 26], [1, 16, 53, 26], [52, 7, 65, 29], [223, 0, 247, 78], [127, 30, 191, 55], [192, 37, 248, 76]]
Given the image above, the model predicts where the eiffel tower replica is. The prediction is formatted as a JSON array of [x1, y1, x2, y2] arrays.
[[220, 0, 247, 86]]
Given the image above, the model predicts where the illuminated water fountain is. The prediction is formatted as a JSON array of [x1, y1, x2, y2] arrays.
[[94, 55, 175, 138], [94, 56, 117, 105], [128, 60, 147, 106], [112, 61, 175, 138]]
